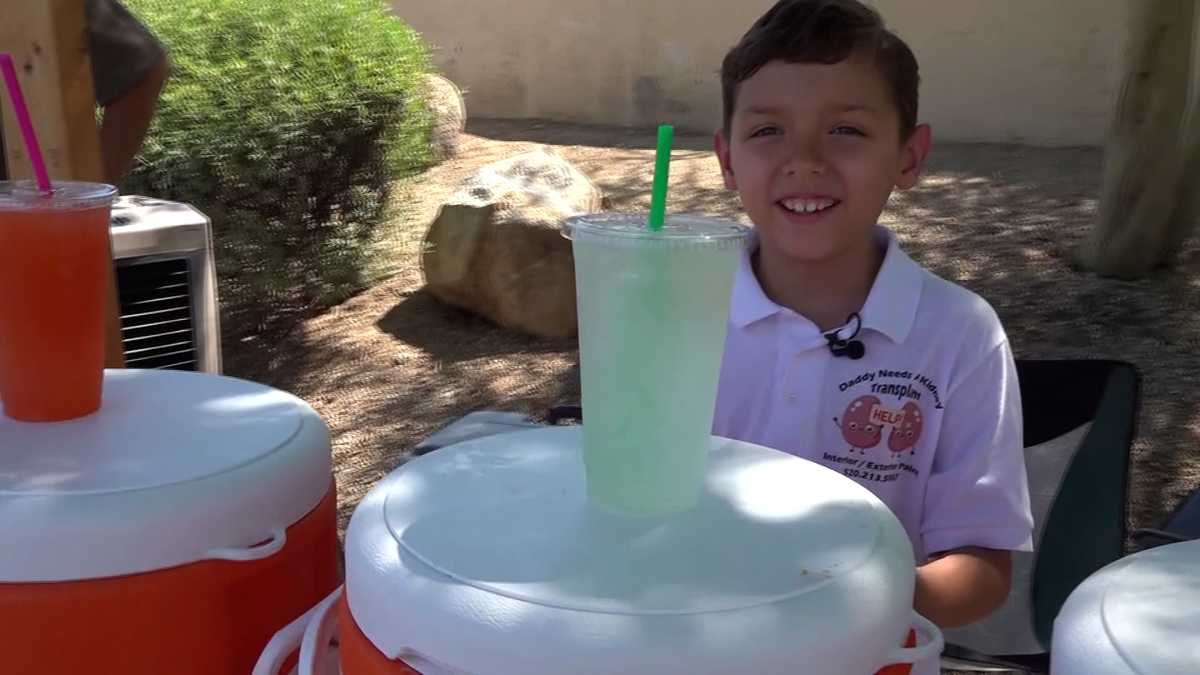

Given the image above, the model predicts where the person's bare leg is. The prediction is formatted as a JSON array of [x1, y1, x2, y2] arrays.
[[98, 55, 169, 183]]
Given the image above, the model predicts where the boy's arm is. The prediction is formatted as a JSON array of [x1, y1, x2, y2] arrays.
[[914, 546, 1012, 628], [918, 326, 1031, 628]]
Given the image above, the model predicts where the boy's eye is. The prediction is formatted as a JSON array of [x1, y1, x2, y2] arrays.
[[749, 126, 782, 138], [831, 125, 865, 137]]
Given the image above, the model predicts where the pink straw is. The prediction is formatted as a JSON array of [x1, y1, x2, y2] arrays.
[[0, 53, 52, 193]]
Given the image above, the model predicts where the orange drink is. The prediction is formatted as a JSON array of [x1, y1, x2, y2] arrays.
[[0, 181, 117, 421]]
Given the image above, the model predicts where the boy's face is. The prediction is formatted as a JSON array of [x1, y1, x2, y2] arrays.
[[716, 53, 930, 266]]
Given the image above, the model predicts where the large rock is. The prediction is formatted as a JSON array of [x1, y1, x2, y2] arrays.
[[421, 73, 466, 160], [422, 149, 601, 338]]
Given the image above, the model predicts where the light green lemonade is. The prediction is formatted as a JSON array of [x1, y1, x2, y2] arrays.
[[568, 214, 747, 516]]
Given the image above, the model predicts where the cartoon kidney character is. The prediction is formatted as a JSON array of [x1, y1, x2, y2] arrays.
[[835, 395, 883, 453], [888, 401, 924, 456]]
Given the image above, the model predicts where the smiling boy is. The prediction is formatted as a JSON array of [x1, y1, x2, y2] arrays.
[[710, 2, 1034, 672]]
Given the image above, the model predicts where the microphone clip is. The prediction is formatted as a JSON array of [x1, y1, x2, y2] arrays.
[[824, 313, 866, 360]]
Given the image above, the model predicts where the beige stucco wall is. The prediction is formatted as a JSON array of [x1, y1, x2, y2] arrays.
[[393, 0, 1134, 146]]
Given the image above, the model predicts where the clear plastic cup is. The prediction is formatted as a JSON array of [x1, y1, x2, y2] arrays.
[[564, 213, 749, 516], [0, 181, 118, 421]]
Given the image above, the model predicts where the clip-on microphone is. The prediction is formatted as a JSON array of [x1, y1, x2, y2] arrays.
[[824, 312, 866, 360]]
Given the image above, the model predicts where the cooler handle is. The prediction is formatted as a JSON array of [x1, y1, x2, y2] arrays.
[[882, 610, 944, 665], [203, 526, 287, 561], [251, 585, 342, 675], [298, 585, 343, 675]]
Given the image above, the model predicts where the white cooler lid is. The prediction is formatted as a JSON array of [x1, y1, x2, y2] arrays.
[[346, 426, 917, 673], [385, 430, 883, 614], [1100, 539, 1200, 674], [0, 369, 332, 581]]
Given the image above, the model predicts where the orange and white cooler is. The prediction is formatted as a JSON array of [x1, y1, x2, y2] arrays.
[[258, 427, 942, 675], [0, 369, 341, 675]]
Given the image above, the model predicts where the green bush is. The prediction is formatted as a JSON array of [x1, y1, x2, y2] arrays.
[[123, 0, 432, 334]]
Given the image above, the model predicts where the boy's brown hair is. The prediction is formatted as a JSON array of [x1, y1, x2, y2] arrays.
[[721, 0, 920, 139]]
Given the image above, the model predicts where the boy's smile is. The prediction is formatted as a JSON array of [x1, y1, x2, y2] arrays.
[[716, 53, 930, 270]]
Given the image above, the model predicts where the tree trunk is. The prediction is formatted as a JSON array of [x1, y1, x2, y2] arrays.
[[1079, 0, 1200, 278]]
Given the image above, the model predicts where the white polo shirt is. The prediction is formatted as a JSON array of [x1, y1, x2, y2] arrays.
[[713, 227, 1034, 564]]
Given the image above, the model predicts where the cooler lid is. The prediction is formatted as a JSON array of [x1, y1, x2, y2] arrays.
[[1100, 539, 1200, 674], [379, 426, 888, 616], [0, 369, 332, 581]]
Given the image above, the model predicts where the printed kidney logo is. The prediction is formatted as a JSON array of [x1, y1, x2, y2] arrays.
[[887, 401, 924, 456], [835, 395, 883, 453], [835, 397, 926, 458]]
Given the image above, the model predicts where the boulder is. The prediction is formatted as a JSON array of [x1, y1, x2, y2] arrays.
[[422, 149, 602, 338], [421, 73, 466, 160]]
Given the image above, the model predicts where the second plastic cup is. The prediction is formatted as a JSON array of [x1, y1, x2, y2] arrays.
[[0, 181, 118, 422], [565, 213, 749, 516]]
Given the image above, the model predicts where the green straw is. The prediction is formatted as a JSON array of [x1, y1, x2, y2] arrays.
[[648, 124, 674, 231]]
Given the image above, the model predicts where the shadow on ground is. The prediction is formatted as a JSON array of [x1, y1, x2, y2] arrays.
[[377, 289, 571, 363]]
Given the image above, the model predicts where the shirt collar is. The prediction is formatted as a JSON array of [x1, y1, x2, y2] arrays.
[[729, 226, 923, 344]]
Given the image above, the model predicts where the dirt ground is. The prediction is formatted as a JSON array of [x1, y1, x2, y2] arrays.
[[225, 117, 1200, 568]]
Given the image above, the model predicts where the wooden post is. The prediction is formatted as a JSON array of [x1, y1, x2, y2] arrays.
[[1, 0, 125, 367], [1079, 0, 1200, 278]]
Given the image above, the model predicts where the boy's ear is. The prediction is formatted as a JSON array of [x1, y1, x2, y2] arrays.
[[714, 129, 738, 190], [896, 123, 932, 190]]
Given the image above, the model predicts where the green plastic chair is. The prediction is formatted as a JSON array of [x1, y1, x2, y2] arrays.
[[942, 359, 1140, 673]]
